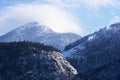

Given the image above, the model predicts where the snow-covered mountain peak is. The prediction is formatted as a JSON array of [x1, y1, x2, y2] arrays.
[[17, 22, 53, 33], [0, 22, 81, 51]]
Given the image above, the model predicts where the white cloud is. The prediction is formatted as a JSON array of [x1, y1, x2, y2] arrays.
[[0, 3, 82, 35], [108, 16, 120, 26]]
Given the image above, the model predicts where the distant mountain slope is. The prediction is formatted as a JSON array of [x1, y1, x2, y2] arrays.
[[64, 23, 120, 80], [0, 22, 81, 51], [0, 42, 78, 80]]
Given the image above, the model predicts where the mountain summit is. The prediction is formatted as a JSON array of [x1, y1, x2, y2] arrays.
[[0, 22, 81, 51]]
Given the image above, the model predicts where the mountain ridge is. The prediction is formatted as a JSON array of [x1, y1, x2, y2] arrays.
[[64, 22, 120, 80], [0, 22, 81, 51]]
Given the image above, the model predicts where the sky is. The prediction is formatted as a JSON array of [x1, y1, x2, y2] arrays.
[[0, 0, 120, 36]]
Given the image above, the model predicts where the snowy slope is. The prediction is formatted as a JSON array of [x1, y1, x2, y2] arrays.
[[64, 22, 120, 57], [64, 33, 96, 57], [0, 22, 81, 51], [64, 22, 120, 80]]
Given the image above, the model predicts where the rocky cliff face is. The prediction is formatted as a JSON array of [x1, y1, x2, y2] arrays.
[[0, 42, 78, 80]]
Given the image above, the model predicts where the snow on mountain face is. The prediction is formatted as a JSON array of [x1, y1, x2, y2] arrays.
[[64, 33, 95, 57], [64, 22, 120, 55], [0, 42, 78, 80], [65, 22, 120, 57], [64, 23, 120, 80], [0, 22, 81, 51]]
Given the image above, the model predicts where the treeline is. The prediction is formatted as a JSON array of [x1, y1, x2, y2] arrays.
[[0, 41, 60, 52]]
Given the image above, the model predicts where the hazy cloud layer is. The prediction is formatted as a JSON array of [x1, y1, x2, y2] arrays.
[[0, 3, 82, 35]]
